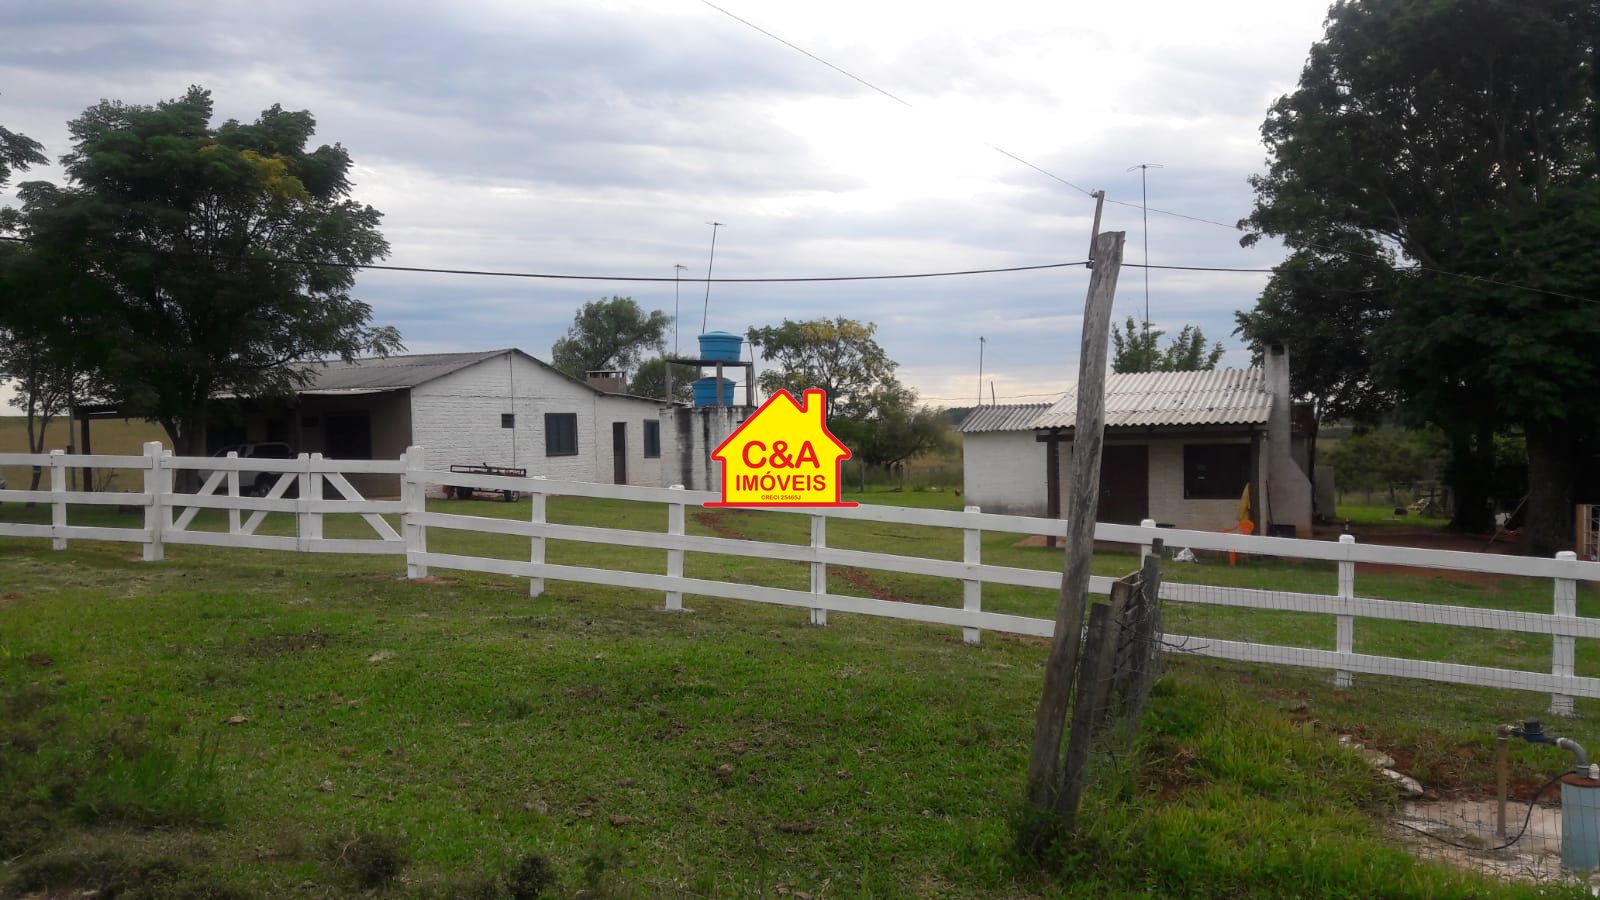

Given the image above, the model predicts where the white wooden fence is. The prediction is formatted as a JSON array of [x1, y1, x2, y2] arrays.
[[5, 445, 1600, 713]]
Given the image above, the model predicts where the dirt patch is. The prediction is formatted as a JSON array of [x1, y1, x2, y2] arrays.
[[243, 629, 331, 657], [695, 509, 907, 602], [1391, 795, 1596, 888], [692, 509, 746, 541]]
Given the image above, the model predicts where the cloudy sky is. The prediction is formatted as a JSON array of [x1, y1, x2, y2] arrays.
[[1, 0, 1332, 410]]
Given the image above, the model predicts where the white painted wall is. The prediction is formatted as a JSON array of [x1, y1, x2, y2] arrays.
[[1036, 432, 1260, 528], [961, 431, 1046, 515], [409, 353, 663, 486]]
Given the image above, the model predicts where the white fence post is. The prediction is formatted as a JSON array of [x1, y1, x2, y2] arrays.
[[403, 446, 427, 579], [962, 505, 982, 644], [226, 451, 241, 534], [665, 484, 684, 610], [308, 452, 325, 543], [1139, 518, 1156, 561], [142, 442, 165, 561], [530, 476, 548, 598], [295, 453, 317, 549], [1336, 533, 1356, 688], [49, 449, 66, 550], [809, 515, 827, 626], [1552, 550, 1579, 716]]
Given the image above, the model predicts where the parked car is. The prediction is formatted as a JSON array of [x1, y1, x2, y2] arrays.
[[210, 442, 297, 497]]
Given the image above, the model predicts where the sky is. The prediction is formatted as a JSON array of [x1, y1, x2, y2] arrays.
[[0, 0, 1333, 412]]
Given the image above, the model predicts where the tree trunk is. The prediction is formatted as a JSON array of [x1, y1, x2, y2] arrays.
[[1524, 421, 1576, 557], [1445, 425, 1495, 533]]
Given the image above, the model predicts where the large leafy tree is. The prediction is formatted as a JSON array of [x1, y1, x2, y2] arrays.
[[13, 86, 401, 456], [1109, 317, 1224, 373], [747, 317, 941, 472], [1241, 0, 1599, 551], [1233, 236, 1399, 424], [550, 297, 670, 380]]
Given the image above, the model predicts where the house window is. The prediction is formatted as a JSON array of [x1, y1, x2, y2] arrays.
[[545, 413, 578, 456], [1184, 444, 1250, 500], [643, 420, 661, 458], [501, 413, 515, 429]]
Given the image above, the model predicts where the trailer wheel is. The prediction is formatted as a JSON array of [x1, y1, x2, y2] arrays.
[[504, 491, 522, 502]]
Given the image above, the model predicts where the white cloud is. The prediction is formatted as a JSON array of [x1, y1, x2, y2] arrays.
[[0, 0, 1333, 414]]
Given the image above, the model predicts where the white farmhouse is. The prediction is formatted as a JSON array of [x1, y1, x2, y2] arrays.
[[958, 346, 1314, 536], [219, 348, 668, 494]]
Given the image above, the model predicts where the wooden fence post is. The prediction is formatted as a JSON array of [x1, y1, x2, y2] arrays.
[[665, 484, 684, 611], [142, 441, 165, 562], [226, 451, 241, 535], [404, 445, 427, 579], [963, 505, 982, 644], [809, 515, 829, 626], [49, 449, 66, 550], [1026, 229, 1123, 812], [1336, 534, 1355, 689], [1551, 550, 1578, 716]]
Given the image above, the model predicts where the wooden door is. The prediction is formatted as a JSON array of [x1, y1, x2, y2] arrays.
[[612, 422, 628, 485], [1097, 445, 1148, 524]]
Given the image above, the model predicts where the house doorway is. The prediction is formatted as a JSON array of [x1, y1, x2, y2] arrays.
[[1097, 445, 1149, 524], [325, 413, 373, 459], [612, 422, 628, 485]]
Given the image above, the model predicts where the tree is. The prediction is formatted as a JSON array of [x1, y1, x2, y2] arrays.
[[0, 119, 46, 186], [1233, 237, 1398, 424], [550, 297, 670, 380], [1109, 317, 1223, 373], [13, 87, 401, 457], [628, 357, 695, 403], [747, 318, 899, 421], [1242, 0, 1600, 551], [747, 317, 940, 475], [0, 113, 74, 488]]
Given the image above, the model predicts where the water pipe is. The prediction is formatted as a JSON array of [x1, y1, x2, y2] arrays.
[[1500, 720, 1600, 870]]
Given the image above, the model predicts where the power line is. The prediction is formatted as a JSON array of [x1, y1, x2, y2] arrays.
[[0, 234, 1085, 283], [699, 0, 1096, 198]]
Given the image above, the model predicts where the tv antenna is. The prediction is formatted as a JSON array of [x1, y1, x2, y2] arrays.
[[701, 221, 725, 333], [1126, 163, 1163, 357]]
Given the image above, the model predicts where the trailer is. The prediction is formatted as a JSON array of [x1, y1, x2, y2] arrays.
[[445, 463, 527, 502]]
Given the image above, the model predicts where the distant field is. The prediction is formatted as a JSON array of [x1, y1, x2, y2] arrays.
[[0, 416, 169, 492]]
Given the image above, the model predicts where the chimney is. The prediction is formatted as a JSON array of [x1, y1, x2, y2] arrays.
[[585, 369, 627, 394], [1262, 343, 1313, 535]]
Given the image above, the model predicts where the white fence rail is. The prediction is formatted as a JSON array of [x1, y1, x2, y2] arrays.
[[5, 445, 1600, 711]]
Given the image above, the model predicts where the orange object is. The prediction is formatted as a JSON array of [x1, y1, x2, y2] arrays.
[[1227, 517, 1255, 566]]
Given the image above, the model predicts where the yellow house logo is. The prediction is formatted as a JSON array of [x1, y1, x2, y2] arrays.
[[706, 389, 856, 508]]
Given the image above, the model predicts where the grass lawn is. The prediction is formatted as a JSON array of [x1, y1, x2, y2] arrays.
[[0, 490, 1593, 897]]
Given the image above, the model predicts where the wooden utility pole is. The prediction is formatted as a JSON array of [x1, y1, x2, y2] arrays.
[[1024, 229, 1125, 813]]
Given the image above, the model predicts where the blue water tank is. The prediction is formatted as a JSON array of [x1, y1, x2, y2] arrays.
[[692, 377, 736, 407], [698, 331, 743, 361]]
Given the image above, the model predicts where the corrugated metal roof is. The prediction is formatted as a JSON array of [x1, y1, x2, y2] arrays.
[[1030, 369, 1270, 430], [302, 350, 510, 391], [957, 403, 1052, 433]]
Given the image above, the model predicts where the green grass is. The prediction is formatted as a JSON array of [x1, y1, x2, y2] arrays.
[[1336, 502, 1452, 528], [0, 492, 1593, 896]]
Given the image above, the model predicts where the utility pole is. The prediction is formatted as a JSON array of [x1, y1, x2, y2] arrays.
[[673, 264, 687, 356], [700, 222, 725, 334], [1126, 164, 1162, 362], [977, 336, 986, 406], [1025, 229, 1125, 818]]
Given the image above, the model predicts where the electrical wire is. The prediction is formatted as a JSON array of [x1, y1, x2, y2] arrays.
[[0, 235, 1085, 284], [1394, 773, 1565, 853], [698, 3, 1596, 307], [698, 1, 1096, 198]]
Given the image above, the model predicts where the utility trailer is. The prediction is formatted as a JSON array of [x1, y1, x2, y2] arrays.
[[445, 463, 527, 502]]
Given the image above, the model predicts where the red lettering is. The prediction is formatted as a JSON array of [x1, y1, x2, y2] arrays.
[[737, 474, 759, 491], [742, 441, 767, 468], [795, 441, 819, 468]]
